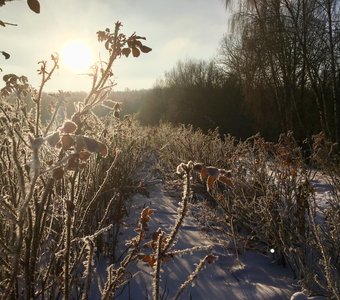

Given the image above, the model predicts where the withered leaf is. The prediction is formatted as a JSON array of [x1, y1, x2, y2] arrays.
[[82, 136, 98, 153], [140, 45, 152, 53], [1, 51, 10, 59], [80, 136, 108, 157], [61, 135, 75, 150], [206, 254, 218, 264], [141, 255, 157, 267], [121, 48, 131, 57], [134, 35, 146, 40], [27, 0, 40, 14], [141, 207, 155, 221], [78, 150, 91, 161], [134, 40, 143, 48], [61, 120, 77, 134], [132, 47, 140, 58]]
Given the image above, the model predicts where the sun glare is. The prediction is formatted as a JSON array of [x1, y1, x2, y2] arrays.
[[60, 41, 93, 73]]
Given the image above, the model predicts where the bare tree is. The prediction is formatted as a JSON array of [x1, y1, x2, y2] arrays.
[[222, 0, 340, 142]]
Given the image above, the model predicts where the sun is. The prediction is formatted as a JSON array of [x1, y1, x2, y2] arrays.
[[60, 40, 93, 72]]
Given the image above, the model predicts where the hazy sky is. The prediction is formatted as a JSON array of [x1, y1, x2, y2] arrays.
[[1, 0, 228, 92]]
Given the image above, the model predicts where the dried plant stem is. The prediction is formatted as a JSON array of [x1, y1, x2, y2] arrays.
[[2, 137, 40, 299], [35, 56, 59, 137], [3, 120, 26, 200], [78, 150, 119, 231], [26, 178, 54, 298], [64, 210, 72, 300], [81, 238, 95, 300], [44, 96, 63, 136], [1, 224, 23, 300], [153, 231, 164, 300], [162, 164, 191, 254], [311, 219, 340, 300], [173, 255, 210, 300], [82, 22, 120, 112], [98, 194, 117, 229], [101, 210, 146, 300]]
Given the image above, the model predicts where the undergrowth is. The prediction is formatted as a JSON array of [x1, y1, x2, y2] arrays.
[[152, 125, 339, 299]]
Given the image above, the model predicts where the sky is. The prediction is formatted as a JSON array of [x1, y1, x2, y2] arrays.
[[1, 0, 229, 92]]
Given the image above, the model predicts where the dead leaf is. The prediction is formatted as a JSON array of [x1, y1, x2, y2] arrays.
[[78, 150, 91, 161], [132, 47, 140, 57], [206, 254, 218, 264], [61, 120, 77, 134], [61, 135, 75, 150], [140, 45, 152, 53], [27, 0, 40, 13]]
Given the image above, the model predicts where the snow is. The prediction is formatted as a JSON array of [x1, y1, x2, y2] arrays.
[[290, 292, 308, 300], [107, 181, 302, 299], [89, 172, 333, 299]]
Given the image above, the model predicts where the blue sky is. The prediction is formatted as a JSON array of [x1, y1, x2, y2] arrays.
[[1, 0, 228, 92]]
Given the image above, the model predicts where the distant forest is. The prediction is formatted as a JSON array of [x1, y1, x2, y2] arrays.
[[41, 0, 339, 143]]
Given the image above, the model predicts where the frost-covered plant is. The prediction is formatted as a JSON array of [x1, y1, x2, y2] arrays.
[[0, 21, 152, 299], [139, 161, 217, 300], [148, 125, 338, 299]]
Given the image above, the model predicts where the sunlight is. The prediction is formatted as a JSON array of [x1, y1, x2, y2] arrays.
[[60, 40, 93, 73]]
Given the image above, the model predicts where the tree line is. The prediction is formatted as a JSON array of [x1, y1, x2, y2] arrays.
[[120, 0, 340, 143]]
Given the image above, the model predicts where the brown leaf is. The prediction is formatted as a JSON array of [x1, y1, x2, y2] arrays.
[[206, 254, 218, 264], [141, 255, 157, 267], [132, 47, 140, 57], [27, 0, 40, 13], [78, 150, 91, 161], [82, 136, 99, 153], [61, 135, 75, 150], [121, 48, 131, 57], [81, 136, 108, 157], [141, 208, 155, 221], [134, 40, 143, 48], [61, 120, 77, 134], [1, 51, 10, 59], [140, 45, 152, 53]]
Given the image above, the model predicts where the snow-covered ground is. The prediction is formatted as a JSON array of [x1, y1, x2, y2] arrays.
[[90, 174, 332, 299]]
